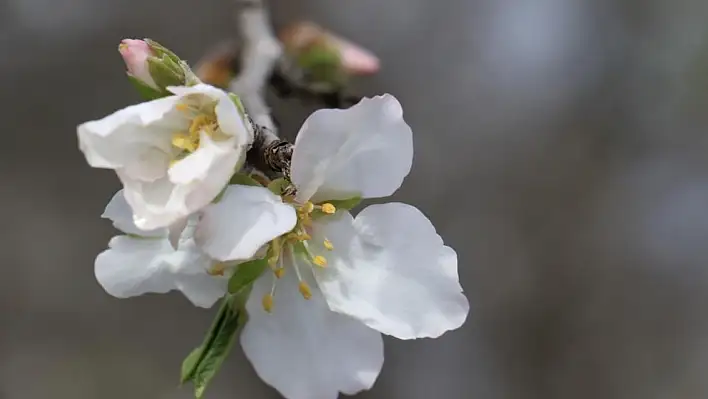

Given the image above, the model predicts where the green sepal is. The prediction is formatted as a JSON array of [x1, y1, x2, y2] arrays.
[[228, 259, 268, 294], [145, 39, 182, 65], [297, 44, 347, 88], [229, 172, 263, 187], [268, 178, 291, 196], [127, 75, 166, 100], [148, 56, 186, 90], [228, 93, 247, 119]]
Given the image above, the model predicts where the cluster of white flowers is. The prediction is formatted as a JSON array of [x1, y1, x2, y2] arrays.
[[78, 72, 469, 397]]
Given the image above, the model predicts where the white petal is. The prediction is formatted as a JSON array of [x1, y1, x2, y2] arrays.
[[169, 234, 228, 308], [174, 272, 228, 308], [118, 133, 238, 230], [167, 217, 189, 249], [102, 190, 166, 237], [241, 267, 383, 399], [77, 96, 180, 181], [312, 203, 469, 339], [168, 132, 239, 188], [95, 231, 226, 308], [195, 185, 297, 261], [290, 94, 413, 203], [118, 172, 184, 230], [94, 235, 175, 298]]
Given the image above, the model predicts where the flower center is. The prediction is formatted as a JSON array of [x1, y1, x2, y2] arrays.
[[170, 101, 222, 163], [260, 200, 337, 313]]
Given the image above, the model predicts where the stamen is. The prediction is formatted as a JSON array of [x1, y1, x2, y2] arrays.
[[267, 238, 282, 268], [171, 133, 197, 152], [207, 262, 227, 276], [273, 250, 286, 278], [301, 201, 315, 214], [175, 103, 190, 112], [298, 281, 312, 300], [263, 273, 278, 313], [320, 203, 336, 214], [302, 240, 327, 267], [323, 238, 334, 251], [262, 294, 274, 313], [289, 245, 314, 300], [313, 256, 327, 267]]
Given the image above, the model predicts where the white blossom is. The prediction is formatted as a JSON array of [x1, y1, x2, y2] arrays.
[[78, 84, 253, 231], [196, 94, 469, 399], [94, 190, 228, 308]]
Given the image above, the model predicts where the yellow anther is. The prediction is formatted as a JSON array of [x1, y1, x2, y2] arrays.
[[118, 43, 128, 51], [262, 294, 274, 313], [175, 103, 189, 112], [274, 268, 285, 279], [321, 203, 336, 214], [298, 281, 312, 300], [207, 263, 227, 276], [301, 201, 315, 214], [323, 239, 334, 251], [189, 114, 215, 136], [172, 133, 197, 152], [313, 255, 327, 267]]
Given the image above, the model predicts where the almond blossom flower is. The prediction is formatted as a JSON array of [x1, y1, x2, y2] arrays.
[[95, 190, 228, 308], [195, 94, 469, 399], [77, 84, 253, 231]]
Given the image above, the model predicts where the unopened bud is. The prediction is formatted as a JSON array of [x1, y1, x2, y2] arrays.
[[119, 39, 158, 89], [119, 38, 200, 98], [279, 22, 380, 78]]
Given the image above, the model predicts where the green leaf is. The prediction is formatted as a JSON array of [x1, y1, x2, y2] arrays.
[[326, 196, 362, 211], [268, 178, 290, 196], [229, 172, 263, 187], [182, 291, 252, 398], [180, 347, 203, 384], [127, 75, 165, 100], [228, 259, 268, 294], [192, 307, 241, 398]]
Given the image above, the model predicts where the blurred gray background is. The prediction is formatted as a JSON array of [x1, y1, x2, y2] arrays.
[[3, 0, 708, 398]]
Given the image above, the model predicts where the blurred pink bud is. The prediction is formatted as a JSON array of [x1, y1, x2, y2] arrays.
[[118, 39, 158, 89], [280, 22, 380, 76]]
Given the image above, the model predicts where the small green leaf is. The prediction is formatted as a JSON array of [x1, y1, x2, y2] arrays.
[[127, 75, 165, 100], [229, 173, 263, 187], [192, 305, 241, 398], [326, 196, 362, 211], [180, 347, 203, 384], [181, 290, 252, 398], [228, 259, 268, 294], [268, 178, 290, 196]]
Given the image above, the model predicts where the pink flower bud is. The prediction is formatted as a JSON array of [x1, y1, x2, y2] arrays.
[[280, 22, 380, 76], [118, 39, 158, 89]]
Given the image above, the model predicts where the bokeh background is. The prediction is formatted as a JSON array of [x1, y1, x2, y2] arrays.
[[4, 0, 708, 397]]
